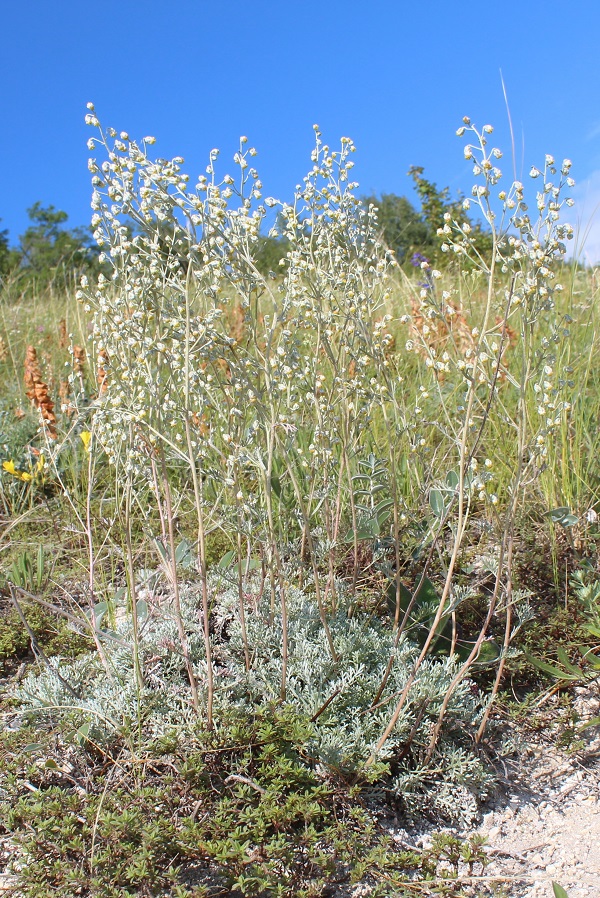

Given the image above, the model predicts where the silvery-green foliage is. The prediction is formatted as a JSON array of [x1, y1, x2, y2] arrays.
[[15, 655, 191, 747], [510, 589, 536, 637], [393, 749, 487, 825], [216, 576, 489, 813], [14, 573, 489, 821], [14, 588, 204, 744]]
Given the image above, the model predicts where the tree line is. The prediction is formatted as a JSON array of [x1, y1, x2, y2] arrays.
[[0, 168, 492, 291], [0, 202, 103, 291]]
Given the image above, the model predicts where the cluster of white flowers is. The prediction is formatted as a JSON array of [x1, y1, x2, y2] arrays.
[[399, 118, 576, 510], [79, 110, 410, 552], [77, 110, 577, 607]]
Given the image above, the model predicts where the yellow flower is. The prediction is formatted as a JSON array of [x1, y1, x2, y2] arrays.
[[80, 431, 92, 453], [2, 460, 32, 482]]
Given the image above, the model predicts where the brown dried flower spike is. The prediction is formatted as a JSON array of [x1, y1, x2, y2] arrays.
[[58, 319, 68, 349], [73, 345, 86, 374], [24, 345, 57, 439], [229, 302, 246, 345], [59, 380, 75, 417], [97, 348, 109, 394]]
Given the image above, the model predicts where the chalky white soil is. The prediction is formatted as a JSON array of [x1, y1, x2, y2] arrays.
[[475, 685, 600, 898], [399, 683, 600, 898]]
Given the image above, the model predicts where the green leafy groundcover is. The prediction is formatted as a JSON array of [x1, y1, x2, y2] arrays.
[[1, 708, 436, 898]]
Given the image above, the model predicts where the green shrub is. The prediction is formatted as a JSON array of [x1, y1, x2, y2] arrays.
[[1, 709, 432, 897]]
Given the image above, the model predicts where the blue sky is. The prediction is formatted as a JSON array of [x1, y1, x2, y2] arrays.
[[2, 0, 600, 260]]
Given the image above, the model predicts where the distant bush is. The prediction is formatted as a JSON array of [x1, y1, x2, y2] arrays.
[[0, 203, 102, 294]]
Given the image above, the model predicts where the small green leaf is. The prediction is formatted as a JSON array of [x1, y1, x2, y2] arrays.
[[348, 519, 380, 541], [218, 549, 236, 570], [243, 558, 262, 574], [88, 601, 107, 627], [556, 647, 584, 678], [386, 579, 413, 617], [36, 544, 45, 590], [367, 517, 381, 537], [136, 599, 148, 622], [552, 883, 569, 898], [446, 470, 459, 489], [386, 576, 448, 649], [410, 576, 440, 610], [584, 650, 600, 669], [579, 716, 600, 731], [153, 538, 169, 565], [546, 507, 579, 528], [100, 629, 123, 645], [175, 538, 195, 567], [43, 759, 60, 770], [374, 497, 394, 526], [523, 651, 581, 681], [548, 506, 570, 521], [474, 640, 501, 665], [22, 743, 44, 753], [76, 722, 91, 745], [429, 488, 445, 518]]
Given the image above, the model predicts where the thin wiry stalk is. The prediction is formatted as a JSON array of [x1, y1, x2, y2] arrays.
[[38, 426, 115, 678], [278, 440, 338, 663], [182, 274, 214, 727], [158, 444, 200, 715], [235, 501, 251, 672], [123, 475, 143, 694], [263, 422, 289, 699]]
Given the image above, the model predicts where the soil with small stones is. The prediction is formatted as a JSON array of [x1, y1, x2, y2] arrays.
[[477, 685, 600, 898], [382, 682, 600, 898]]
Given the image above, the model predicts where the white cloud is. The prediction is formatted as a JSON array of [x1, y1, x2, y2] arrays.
[[570, 170, 600, 266]]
